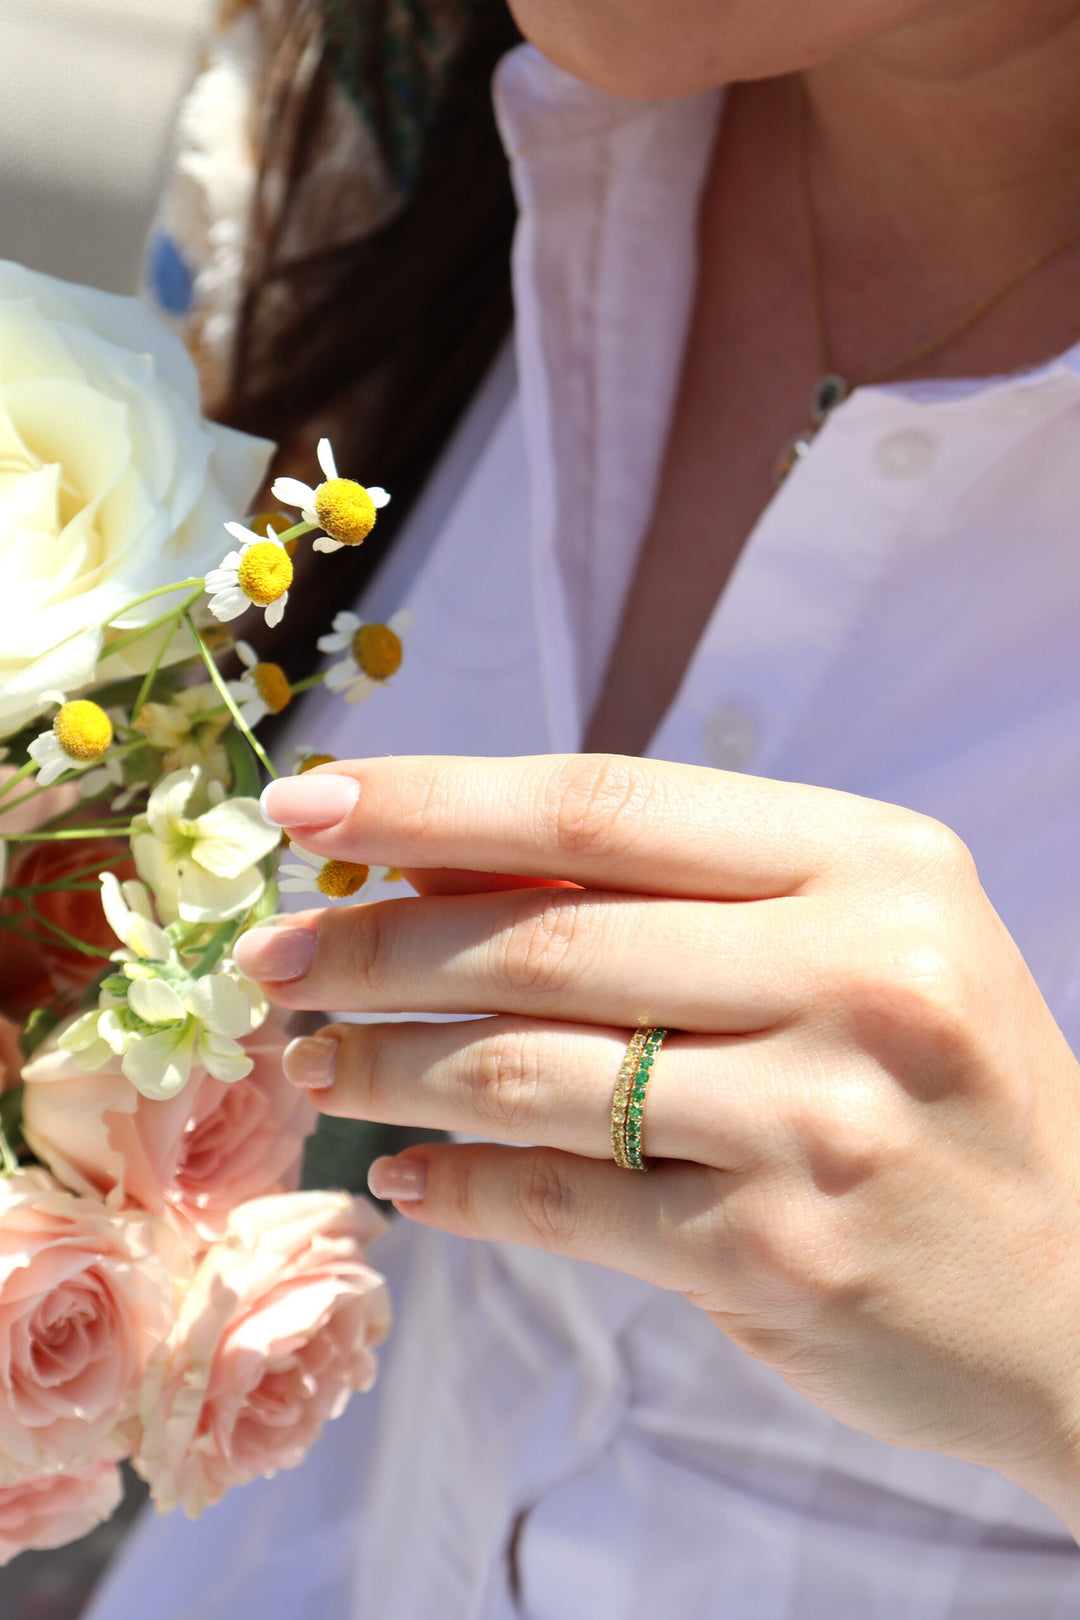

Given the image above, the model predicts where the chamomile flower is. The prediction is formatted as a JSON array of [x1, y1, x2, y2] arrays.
[[317, 608, 414, 704], [28, 696, 114, 786], [278, 845, 389, 901], [272, 438, 390, 554], [291, 747, 338, 773], [204, 524, 293, 627], [232, 641, 293, 728]]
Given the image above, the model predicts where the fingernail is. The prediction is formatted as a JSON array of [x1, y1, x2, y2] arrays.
[[368, 1156, 427, 1203], [235, 924, 316, 983], [261, 773, 360, 829], [282, 1034, 340, 1091]]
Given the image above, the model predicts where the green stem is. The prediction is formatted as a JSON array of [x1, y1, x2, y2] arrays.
[[0, 907, 111, 961], [0, 760, 39, 807], [184, 612, 278, 781], [287, 672, 326, 696], [131, 588, 204, 720], [276, 520, 316, 544], [107, 577, 205, 625], [4, 826, 135, 842]]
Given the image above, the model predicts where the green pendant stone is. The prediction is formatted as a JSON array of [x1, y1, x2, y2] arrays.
[[811, 373, 848, 424]]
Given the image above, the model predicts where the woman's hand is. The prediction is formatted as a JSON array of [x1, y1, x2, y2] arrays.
[[236, 754, 1080, 1529]]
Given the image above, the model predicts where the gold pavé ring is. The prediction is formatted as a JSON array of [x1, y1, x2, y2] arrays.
[[610, 1027, 667, 1172]]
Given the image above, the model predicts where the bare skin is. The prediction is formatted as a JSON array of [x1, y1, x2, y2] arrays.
[[587, 3, 1080, 751], [233, 0, 1080, 1541]]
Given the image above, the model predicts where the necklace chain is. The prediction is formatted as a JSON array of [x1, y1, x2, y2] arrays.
[[776, 78, 1080, 481]]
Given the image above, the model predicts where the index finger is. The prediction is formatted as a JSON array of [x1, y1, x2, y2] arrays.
[[259, 753, 897, 900]]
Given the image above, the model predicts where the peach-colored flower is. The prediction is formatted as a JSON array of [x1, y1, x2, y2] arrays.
[[136, 1192, 390, 1517], [22, 1019, 315, 1251], [0, 1460, 123, 1564], [0, 1169, 182, 1483]]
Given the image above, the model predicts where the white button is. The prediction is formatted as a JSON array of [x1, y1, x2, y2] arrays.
[[702, 706, 757, 770], [872, 429, 936, 479]]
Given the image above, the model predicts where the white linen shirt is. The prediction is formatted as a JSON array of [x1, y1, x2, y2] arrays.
[[88, 43, 1080, 1620]]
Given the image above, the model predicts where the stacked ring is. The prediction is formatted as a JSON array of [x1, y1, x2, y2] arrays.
[[610, 1027, 667, 1172]]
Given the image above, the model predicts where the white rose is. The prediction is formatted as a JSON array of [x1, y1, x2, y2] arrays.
[[0, 259, 273, 738]]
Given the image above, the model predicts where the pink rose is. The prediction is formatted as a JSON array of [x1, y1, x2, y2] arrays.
[[22, 1019, 315, 1251], [0, 1460, 123, 1564], [0, 1170, 181, 1482], [136, 1192, 390, 1517]]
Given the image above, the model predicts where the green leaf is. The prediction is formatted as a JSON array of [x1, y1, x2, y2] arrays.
[[225, 724, 262, 800]]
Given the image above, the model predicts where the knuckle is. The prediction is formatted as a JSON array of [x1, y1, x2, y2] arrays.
[[332, 898, 395, 1001], [726, 1189, 867, 1312], [497, 892, 589, 999], [542, 754, 653, 863], [469, 1029, 544, 1131], [514, 1151, 580, 1248], [864, 809, 977, 893]]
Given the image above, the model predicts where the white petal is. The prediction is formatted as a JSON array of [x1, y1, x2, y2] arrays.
[[368, 487, 391, 508], [343, 676, 377, 705], [315, 632, 348, 653], [127, 976, 186, 1024], [323, 657, 358, 692], [272, 476, 316, 507], [207, 588, 250, 622], [147, 767, 198, 841], [263, 594, 287, 628], [312, 536, 345, 554], [235, 641, 258, 670], [28, 734, 68, 785], [224, 521, 262, 547], [239, 697, 267, 728], [277, 876, 317, 893], [331, 611, 360, 636], [316, 438, 338, 480], [205, 553, 242, 583], [389, 608, 416, 635], [198, 1032, 253, 1084], [122, 1027, 196, 1100], [177, 862, 265, 923], [195, 799, 281, 875], [187, 973, 252, 1038]]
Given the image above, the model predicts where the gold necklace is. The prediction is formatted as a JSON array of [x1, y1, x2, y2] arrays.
[[775, 79, 1080, 483]]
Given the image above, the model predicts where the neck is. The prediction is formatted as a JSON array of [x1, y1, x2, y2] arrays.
[[804, 0, 1080, 264]]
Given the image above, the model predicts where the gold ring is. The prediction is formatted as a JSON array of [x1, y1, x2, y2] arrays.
[[610, 1027, 667, 1172]]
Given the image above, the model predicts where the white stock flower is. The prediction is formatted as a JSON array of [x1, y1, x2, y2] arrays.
[[59, 874, 266, 1100], [0, 259, 273, 738], [317, 608, 414, 704], [272, 438, 389, 554], [278, 845, 389, 902], [131, 766, 280, 923], [131, 683, 234, 782], [204, 524, 292, 628]]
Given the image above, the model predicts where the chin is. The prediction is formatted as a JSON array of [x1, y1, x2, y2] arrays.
[[505, 0, 925, 98]]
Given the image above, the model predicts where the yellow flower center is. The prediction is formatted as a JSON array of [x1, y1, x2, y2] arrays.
[[252, 662, 293, 714], [237, 542, 293, 605], [314, 479, 377, 546], [297, 752, 337, 774], [316, 859, 370, 898], [53, 700, 113, 762], [251, 510, 300, 557], [351, 623, 402, 681]]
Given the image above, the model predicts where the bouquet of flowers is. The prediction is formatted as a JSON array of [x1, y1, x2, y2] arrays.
[[0, 259, 405, 1556]]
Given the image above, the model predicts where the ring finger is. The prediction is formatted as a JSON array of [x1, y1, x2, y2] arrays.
[[285, 1015, 803, 1170]]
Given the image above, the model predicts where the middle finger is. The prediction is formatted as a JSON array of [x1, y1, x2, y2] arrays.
[[235, 885, 812, 1031]]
